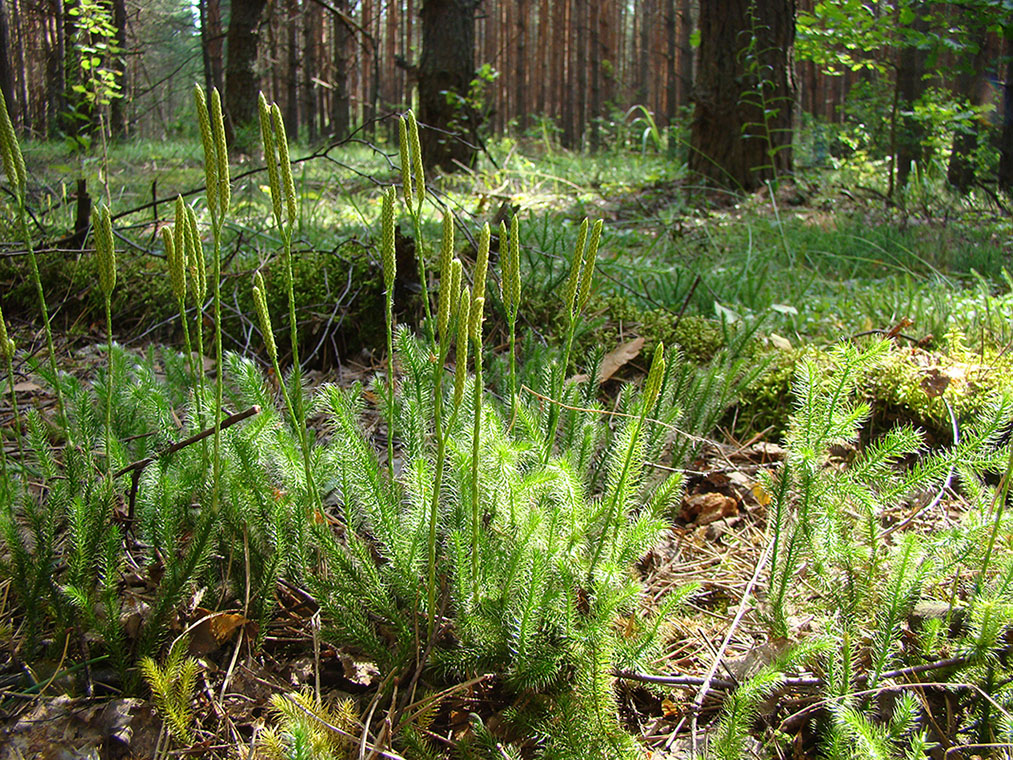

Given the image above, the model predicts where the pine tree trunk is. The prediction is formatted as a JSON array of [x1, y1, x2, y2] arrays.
[[108, 0, 127, 138], [999, 38, 1013, 195], [331, 0, 351, 140], [894, 3, 927, 190], [285, 0, 299, 137], [303, 1, 318, 144], [688, 0, 796, 192], [946, 24, 994, 193], [515, 0, 526, 132], [206, 0, 225, 91], [0, 0, 16, 125], [223, 0, 268, 151], [418, 0, 479, 171]]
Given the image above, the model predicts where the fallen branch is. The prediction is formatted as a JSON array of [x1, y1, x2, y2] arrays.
[[615, 653, 973, 693], [115, 405, 261, 518]]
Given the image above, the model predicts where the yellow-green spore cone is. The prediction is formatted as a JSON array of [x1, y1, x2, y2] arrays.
[[93, 205, 116, 296], [398, 116, 413, 209], [163, 226, 186, 302], [577, 219, 603, 312], [407, 110, 425, 208], [380, 187, 396, 293], [258, 94, 284, 227], [454, 283, 471, 409], [0, 89, 25, 194], [209, 88, 230, 216], [439, 258, 462, 343], [0, 304, 13, 362], [473, 223, 490, 301], [562, 218, 589, 318], [643, 342, 666, 409], [252, 272, 277, 362], [193, 86, 219, 216], [270, 104, 297, 226], [184, 205, 206, 304]]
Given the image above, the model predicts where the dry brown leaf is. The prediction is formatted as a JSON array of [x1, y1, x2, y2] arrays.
[[189, 609, 251, 655], [597, 336, 645, 384], [769, 333, 792, 351], [752, 483, 772, 506], [919, 367, 950, 399], [661, 698, 680, 718], [681, 492, 738, 525]]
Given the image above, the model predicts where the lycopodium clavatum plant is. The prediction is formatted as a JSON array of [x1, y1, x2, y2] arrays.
[[193, 84, 229, 518], [27, 88, 1013, 759], [258, 94, 321, 524]]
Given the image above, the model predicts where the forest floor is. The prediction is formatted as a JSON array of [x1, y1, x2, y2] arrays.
[[0, 315, 987, 760], [2, 137, 1013, 758]]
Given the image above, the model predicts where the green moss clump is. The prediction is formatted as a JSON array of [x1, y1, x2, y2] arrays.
[[0, 243, 386, 365], [582, 293, 728, 364], [732, 346, 806, 436], [729, 333, 1013, 442]]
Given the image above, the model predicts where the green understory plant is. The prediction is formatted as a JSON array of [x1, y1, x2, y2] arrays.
[[707, 336, 1013, 758], [139, 635, 199, 747], [300, 166, 713, 754]]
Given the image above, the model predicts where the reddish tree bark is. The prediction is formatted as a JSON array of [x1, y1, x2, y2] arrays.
[[688, 0, 796, 191], [418, 0, 479, 171], [224, 0, 269, 150]]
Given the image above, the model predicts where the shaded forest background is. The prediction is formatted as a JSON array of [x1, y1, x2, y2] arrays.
[[0, 0, 1010, 196]]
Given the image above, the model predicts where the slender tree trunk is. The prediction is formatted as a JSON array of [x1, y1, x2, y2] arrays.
[[999, 36, 1013, 194], [418, 0, 479, 171], [199, 0, 214, 94], [589, 0, 600, 149], [331, 0, 351, 139], [536, 0, 550, 117], [894, 3, 927, 189], [361, 0, 375, 136], [386, 0, 398, 111], [224, 0, 269, 150], [51, 0, 67, 137], [285, 0, 299, 136], [677, 0, 693, 111], [664, 0, 676, 124], [688, 0, 796, 192], [303, 0, 318, 143], [638, 0, 651, 104], [108, 0, 128, 138], [0, 0, 16, 126], [207, 0, 225, 91], [10, 0, 28, 131], [947, 16, 996, 193], [515, 0, 526, 132], [575, 0, 586, 148], [560, 0, 574, 147]]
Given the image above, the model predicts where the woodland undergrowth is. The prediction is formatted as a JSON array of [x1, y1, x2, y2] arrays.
[[1, 90, 1013, 760]]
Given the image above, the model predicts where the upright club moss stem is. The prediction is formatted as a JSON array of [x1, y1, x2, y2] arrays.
[[0, 308, 23, 473], [399, 112, 434, 344], [427, 251, 461, 635], [163, 218, 200, 430], [500, 216, 521, 422], [183, 204, 209, 458], [260, 95, 319, 515], [587, 343, 665, 580], [195, 85, 228, 515], [380, 186, 397, 476], [544, 219, 602, 461], [93, 204, 116, 478], [469, 297, 485, 601], [468, 224, 489, 600], [1, 89, 67, 438]]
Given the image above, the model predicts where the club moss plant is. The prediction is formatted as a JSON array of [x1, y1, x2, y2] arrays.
[[6, 94, 1013, 758]]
